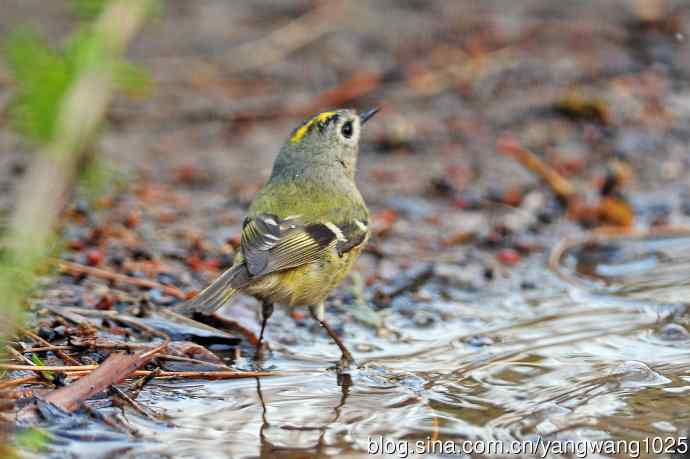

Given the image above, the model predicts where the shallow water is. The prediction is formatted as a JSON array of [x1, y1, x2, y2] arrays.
[[37, 234, 690, 459]]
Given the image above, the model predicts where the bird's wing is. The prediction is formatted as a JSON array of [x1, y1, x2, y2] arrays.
[[240, 213, 346, 277], [335, 219, 369, 256]]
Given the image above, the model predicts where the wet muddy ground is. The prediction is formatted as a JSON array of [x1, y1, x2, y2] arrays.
[[3, 1, 690, 458]]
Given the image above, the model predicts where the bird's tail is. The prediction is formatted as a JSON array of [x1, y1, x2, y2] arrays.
[[174, 263, 250, 316]]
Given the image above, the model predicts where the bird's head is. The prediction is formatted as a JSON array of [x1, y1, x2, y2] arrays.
[[274, 108, 379, 179]]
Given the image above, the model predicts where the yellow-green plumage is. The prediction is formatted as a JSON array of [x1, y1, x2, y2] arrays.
[[175, 108, 376, 350], [243, 177, 369, 308], [227, 177, 368, 306]]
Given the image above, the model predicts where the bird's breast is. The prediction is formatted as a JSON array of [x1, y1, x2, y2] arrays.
[[245, 245, 364, 307]]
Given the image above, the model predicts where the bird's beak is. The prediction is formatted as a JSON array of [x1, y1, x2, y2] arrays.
[[359, 107, 380, 125]]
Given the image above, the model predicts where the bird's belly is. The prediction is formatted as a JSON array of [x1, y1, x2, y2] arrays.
[[245, 246, 362, 306]]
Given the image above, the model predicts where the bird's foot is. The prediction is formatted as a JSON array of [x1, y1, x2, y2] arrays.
[[337, 354, 357, 371], [253, 340, 271, 361], [334, 355, 357, 386]]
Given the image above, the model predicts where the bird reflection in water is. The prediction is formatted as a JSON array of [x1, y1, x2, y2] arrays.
[[256, 376, 351, 458]]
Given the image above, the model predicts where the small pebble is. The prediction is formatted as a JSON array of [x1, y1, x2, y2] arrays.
[[413, 310, 435, 327], [110, 254, 125, 268], [85, 248, 104, 266], [157, 272, 182, 286], [355, 343, 375, 353], [73, 200, 90, 217], [466, 335, 493, 347], [53, 326, 66, 339], [10, 161, 26, 176], [130, 247, 154, 261], [95, 294, 114, 310], [429, 177, 456, 196], [148, 289, 176, 306], [124, 211, 140, 228], [453, 191, 483, 210], [497, 248, 521, 266], [658, 323, 690, 341], [38, 327, 57, 342]]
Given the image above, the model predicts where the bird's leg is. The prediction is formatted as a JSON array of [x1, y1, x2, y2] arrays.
[[255, 301, 274, 358], [309, 303, 355, 369]]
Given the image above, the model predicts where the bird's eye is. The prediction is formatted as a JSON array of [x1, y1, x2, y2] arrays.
[[341, 121, 354, 139]]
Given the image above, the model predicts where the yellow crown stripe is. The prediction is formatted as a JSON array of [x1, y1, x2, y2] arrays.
[[290, 111, 337, 144]]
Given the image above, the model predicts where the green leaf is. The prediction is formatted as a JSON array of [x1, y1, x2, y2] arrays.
[[4, 28, 72, 144], [30, 353, 54, 379], [14, 428, 51, 453], [70, 0, 109, 19]]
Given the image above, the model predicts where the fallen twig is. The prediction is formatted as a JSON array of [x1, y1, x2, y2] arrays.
[[57, 260, 187, 299], [15, 335, 168, 423], [20, 327, 80, 365], [0, 375, 39, 390], [157, 354, 231, 370], [12, 345, 73, 353], [69, 337, 156, 351], [81, 402, 139, 436], [43, 346, 165, 413], [4, 346, 56, 385], [497, 137, 576, 203], [128, 367, 161, 400], [54, 307, 173, 345], [127, 369, 282, 380], [109, 385, 161, 421], [373, 262, 435, 306], [215, 0, 344, 73], [1, 364, 99, 372], [1, 367, 284, 396], [5, 346, 40, 367], [2, 362, 283, 378], [39, 305, 91, 325]]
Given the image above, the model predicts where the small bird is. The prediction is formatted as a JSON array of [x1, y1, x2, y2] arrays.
[[175, 108, 378, 368]]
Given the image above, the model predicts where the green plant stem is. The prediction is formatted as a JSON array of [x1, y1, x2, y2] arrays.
[[1, 0, 155, 358]]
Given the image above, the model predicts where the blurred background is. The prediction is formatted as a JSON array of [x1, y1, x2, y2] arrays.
[[3, 0, 689, 205], [3, 1, 690, 458]]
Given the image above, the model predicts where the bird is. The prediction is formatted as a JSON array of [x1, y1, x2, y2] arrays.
[[175, 107, 378, 369]]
